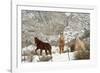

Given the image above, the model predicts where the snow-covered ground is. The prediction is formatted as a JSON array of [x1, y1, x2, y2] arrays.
[[52, 52, 75, 62], [22, 45, 75, 62]]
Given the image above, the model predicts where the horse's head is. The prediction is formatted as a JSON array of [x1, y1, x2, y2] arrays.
[[34, 37, 40, 44], [34, 37, 37, 44]]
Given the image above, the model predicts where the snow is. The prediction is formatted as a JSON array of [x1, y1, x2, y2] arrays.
[[52, 52, 75, 62], [22, 45, 75, 62], [32, 55, 40, 62]]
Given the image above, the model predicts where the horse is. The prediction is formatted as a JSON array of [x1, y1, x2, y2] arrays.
[[67, 36, 86, 52], [34, 37, 52, 55], [58, 32, 65, 54], [74, 36, 86, 51]]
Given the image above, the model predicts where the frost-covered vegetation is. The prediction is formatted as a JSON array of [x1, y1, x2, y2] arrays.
[[21, 10, 90, 62]]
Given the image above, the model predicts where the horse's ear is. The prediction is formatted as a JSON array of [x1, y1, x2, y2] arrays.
[[34, 37, 38, 40]]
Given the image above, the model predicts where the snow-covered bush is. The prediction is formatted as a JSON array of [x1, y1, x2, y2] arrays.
[[74, 50, 90, 60]]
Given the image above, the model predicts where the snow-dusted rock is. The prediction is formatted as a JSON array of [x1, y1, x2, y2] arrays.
[[32, 55, 40, 62]]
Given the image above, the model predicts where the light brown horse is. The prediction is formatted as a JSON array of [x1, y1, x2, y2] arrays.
[[74, 36, 86, 51], [58, 32, 65, 54]]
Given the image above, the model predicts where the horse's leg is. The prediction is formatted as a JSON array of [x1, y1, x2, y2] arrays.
[[62, 45, 64, 53], [47, 48, 51, 55], [61, 47, 62, 53], [59, 46, 61, 54], [61, 47, 63, 53], [40, 49, 42, 55], [35, 48, 38, 54], [45, 49, 48, 55], [49, 49, 52, 55]]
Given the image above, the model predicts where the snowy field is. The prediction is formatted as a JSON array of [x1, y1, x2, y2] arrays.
[[22, 45, 75, 62]]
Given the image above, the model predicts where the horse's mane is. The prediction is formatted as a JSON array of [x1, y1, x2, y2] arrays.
[[34, 37, 44, 44]]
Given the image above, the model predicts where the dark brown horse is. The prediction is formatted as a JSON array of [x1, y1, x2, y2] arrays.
[[34, 37, 52, 55]]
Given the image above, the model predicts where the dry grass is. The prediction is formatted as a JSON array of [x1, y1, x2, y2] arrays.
[[74, 49, 90, 60]]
